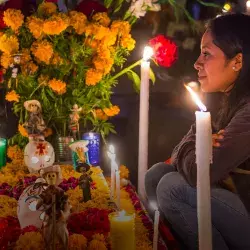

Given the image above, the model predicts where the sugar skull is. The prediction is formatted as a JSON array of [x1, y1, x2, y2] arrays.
[[24, 138, 55, 173]]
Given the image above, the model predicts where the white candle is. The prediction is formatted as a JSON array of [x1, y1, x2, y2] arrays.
[[107, 145, 117, 200], [246, 0, 250, 14], [196, 111, 212, 250], [153, 208, 160, 250], [138, 46, 153, 199], [115, 169, 121, 210], [185, 85, 212, 250]]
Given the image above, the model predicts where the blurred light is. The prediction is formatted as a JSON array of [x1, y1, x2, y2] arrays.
[[222, 3, 231, 12], [246, 0, 250, 8], [187, 81, 199, 89], [143, 46, 154, 61]]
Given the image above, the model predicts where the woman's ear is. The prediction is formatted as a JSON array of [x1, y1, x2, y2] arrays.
[[232, 53, 243, 71]]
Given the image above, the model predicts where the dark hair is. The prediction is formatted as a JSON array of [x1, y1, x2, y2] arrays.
[[206, 14, 250, 130]]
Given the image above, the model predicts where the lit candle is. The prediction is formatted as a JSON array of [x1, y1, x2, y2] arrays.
[[151, 203, 160, 250], [138, 46, 154, 199], [115, 168, 121, 210], [185, 85, 212, 250], [246, 0, 250, 14], [107, 145, 116, 200], [0, 138, 7, 168], [109, 210, 135, 250]]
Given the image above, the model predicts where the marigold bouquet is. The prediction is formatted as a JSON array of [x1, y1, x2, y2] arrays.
[[0, 1, 138, 147]]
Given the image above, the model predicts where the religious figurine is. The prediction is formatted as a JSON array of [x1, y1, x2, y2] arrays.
[[77, 162, 93, 203], [8, 54, 21, 89], [23, 100, 47, 138], [69, 104, 82, 140], [36, 165, 71, 250], [69, 140, 90, 170]]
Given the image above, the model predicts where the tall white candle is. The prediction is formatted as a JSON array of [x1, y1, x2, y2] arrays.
[[185, 85, 212, 250], [107, 145, 117, 201], [196, 111, 212, 250], [138, 46, 153, 199], [153, 208, 160, 250], [116, 169, 121, 210]]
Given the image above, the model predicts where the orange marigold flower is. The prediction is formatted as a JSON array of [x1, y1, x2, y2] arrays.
[[94, 109, 108, 120], [69, 11, 87, 35], [48, 78, 66, 94], [1, 53, 13, 69], [27, 16, 44, 39], [43, 13, 69, 35], [5, 90, 20, 102], [119, 165, 129, 179], [93, 57, 114, 75], [3, 9, 24, 31], [120, 34, 136, 51], [38, 2, 57, 16], [101, 31, 117, 47], [69, 234, 87, 249], [92, 12, 111, 27], [18, 124, 28, 137], [7, 145, 24, 163], [31, 40, 53, 64], [103, 105, 120, 117], [85, 24, 108, 40], [85, 68, 103, 86], [0, 34, 19, 55], [111, 20, 131, 35]]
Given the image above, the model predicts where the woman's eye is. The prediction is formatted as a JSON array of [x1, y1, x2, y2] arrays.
[[202, 51, 210, 57]]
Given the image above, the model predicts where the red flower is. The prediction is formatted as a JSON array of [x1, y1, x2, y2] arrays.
[[0, 11, 6, 29], [21, 225, 39, 235], [76, 0, 107, 18], [149, 35, 178, 68]]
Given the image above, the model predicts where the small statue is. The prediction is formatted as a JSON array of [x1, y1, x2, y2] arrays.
[[8, 54, 21, 89], [23, 100, 47, 138], [69, 104, 82, 140], [77, 162, 93, 203], [36, 165, 70, 250]]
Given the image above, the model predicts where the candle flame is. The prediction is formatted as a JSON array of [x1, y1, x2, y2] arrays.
[[143, 46, 154, 61], [185, 85, 207, 112]]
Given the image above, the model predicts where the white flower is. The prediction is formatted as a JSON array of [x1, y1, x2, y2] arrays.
[[128, 0, 161, 18]]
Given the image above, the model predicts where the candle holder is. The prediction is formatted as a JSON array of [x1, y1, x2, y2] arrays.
[[109, 211, 135, 250], [82, 132, 100, 166], [0, 138, 7, 168]]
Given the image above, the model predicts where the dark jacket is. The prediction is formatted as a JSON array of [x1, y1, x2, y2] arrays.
[[171, 97, 250, 213]]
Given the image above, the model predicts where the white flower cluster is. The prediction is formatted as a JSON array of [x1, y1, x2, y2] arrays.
[[128, 0, 161, 18]]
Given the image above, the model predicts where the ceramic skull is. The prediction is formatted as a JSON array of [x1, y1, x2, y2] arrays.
[[24, 139, 55, 173]]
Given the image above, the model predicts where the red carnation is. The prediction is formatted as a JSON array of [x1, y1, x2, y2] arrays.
[[76, 0, 107, 18], [0, 11, 6, 29], [149, 35, 178, 68]]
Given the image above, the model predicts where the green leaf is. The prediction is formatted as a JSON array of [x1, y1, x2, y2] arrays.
[[149, 68, 156, 84], [126, 70, 140, 93]]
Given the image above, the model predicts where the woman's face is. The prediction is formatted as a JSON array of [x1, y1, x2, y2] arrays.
[[194, 30, 240, 93]]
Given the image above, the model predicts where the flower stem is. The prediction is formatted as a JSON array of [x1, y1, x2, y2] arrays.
[[109, 59, 142, 82], [29, 83, 42, 98]]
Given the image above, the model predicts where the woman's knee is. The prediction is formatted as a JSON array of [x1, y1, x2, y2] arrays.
[[145, 162, 175, 186], [156, 172, 190, 207]]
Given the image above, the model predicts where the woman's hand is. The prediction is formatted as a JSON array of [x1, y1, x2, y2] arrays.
[[212, 130, 224, 147]]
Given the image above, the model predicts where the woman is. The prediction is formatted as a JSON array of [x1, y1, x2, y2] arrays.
[[145, 13, 250, 250]]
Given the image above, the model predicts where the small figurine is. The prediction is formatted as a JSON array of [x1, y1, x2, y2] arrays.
[[69, 104, 82, 140], [36, 165, 70, 250], [77, 162, 93, 202], [23, 100, 47, 138], [8, 54, 21, 89], [69, 140, 90, 170]]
